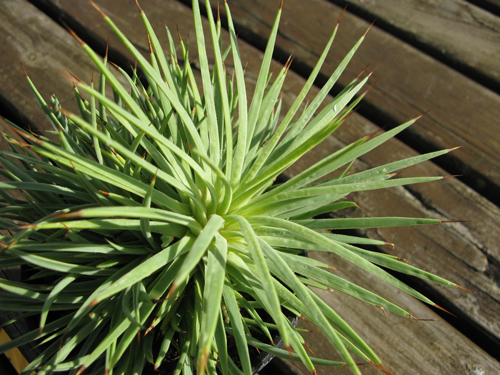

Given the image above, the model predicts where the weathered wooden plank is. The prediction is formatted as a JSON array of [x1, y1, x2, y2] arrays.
[[267, 252, 500, 375], [194, 0, 500, 346], [1, 0, 500, 372], [213, 0, 500, 205], [281, 100, 500, 348], [0, 0, 100, 361], [0, 0, 96, 129], [330, 0, 500, 90]]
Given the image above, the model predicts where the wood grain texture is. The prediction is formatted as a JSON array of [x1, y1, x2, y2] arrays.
[[0, 0, 97, 129], [270, 252, 500, 375], [332, 0, 500, 87], [206, 0, 500, 346], [214, 0, 500, 204], [282, 102, 500, 348], [1, 0, 499, 373]]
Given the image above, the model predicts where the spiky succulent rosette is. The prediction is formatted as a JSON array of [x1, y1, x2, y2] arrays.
[[0, 1, 464, 374]]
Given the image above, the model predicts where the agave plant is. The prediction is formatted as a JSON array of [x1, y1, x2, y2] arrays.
[[0, 1, 466, 374]]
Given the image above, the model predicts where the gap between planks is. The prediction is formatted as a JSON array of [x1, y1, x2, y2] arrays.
[[0, 2, 500, 372]]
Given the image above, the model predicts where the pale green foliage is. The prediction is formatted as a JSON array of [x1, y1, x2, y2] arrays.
[[0, 1, 459, 374]]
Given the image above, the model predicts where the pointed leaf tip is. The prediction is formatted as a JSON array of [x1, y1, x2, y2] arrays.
[[285, 54, 294, 72], [300, 315, 312, 324], [363, 19, 376, 38], [360, 79, 379, 99], [371, 361, 393, 375], [105, 36, 110, 60], [60, 68, 84, 86], [455, 284, 476, 293], [88, 0, 107, 18], [367, 66, 378, 78], [448, 145, 464, 152], [8, 123, 44, 145], [397, 257, 411, 265], [356, 64, 370, 81], [433, 304, 456, 317], [20, 62, 28, 77], [303, 342, 315, 355], [338, 6, 347, 25], [75, 365, 86, 375], [144, 317, 157, 337], [365, 128, 384, 141], [414, 110, 430, 121], [134, 0, 144, 13], [63, 22, 86, 46], [375, 305, 388, 320], [176, 24, 183, 42], [147, 35, 153, 54], [10, 224, 35, 230], [409, 314, 437, 321]]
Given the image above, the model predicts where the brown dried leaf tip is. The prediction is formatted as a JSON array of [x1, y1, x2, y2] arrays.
[[88, 0, 107, 19], [414, 109, 430, 122], [64, 22, 86, 47], [338, 6, 347, 25], [433, 304, 456, 317], [455, 284, 476, 294], [363, 19, 376, 38], [375, 305, 388, 320], [439, 219, 470, 224], [371, 361, 393, 375], [134, 0, 144, 13], [448, 145, 464, 152]]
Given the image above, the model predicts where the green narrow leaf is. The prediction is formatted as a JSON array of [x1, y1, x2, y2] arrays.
[[193, 0, 220, 168], [197, 234, 227, 374], [248, 216, 440, 306], [91, 235, 194, 305], [228, 215, 290, 349], [225, 1, 248, 187], [141, 171, 161, 251], [171, 214, 225, 293], [39, 274, 79, 335], [222, 283, 252, 375], [257, 237, 359, 373]]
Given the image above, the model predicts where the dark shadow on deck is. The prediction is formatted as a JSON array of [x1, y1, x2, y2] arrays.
[[14, 0, 500, 365]]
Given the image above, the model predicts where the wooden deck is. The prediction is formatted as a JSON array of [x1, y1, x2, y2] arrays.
[[1, 0, 499, 374]]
